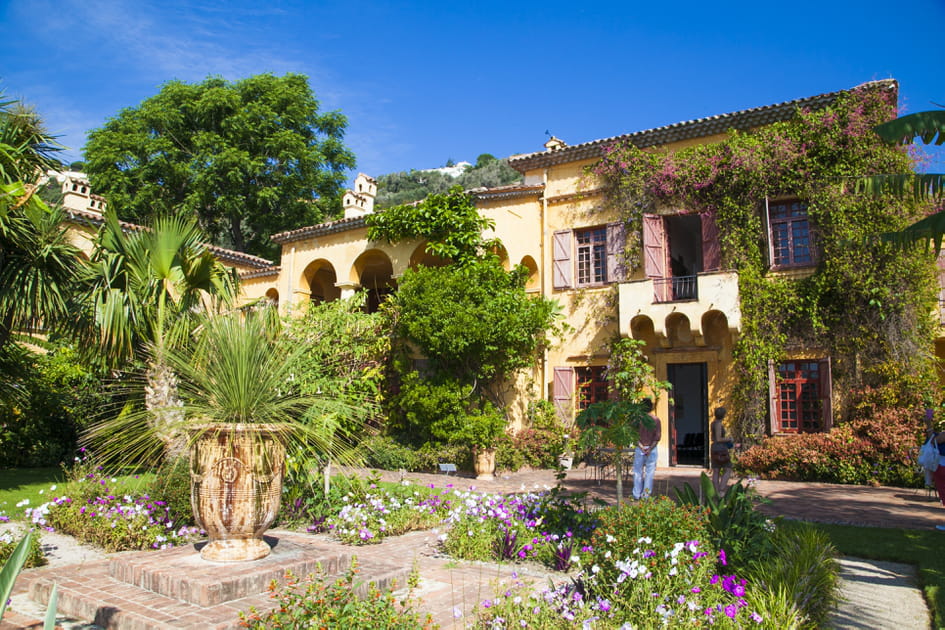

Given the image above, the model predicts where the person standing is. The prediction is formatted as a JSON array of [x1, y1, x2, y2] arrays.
[[710, 407, 734, 494], [633, 398, 661, 500], [924, 409, 945, 531]]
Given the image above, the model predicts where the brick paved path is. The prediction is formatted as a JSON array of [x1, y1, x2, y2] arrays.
[[2, 465, 942, 629]]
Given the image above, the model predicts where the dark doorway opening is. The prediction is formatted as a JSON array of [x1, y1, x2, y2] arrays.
[[668, 362, 708, 466]]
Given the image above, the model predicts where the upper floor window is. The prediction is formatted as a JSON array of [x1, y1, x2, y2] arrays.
[[553, 223, 626, 290], [769, 200, 812, 267], [576, 227, 607, 285]]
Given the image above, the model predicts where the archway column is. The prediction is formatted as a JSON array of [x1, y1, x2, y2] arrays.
[[335, 281, 361, 299]]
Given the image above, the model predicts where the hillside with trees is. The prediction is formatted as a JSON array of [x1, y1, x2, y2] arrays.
[[375, 153, 522, 208]]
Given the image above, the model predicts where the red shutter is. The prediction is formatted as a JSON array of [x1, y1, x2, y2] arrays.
[[606, 222, 627, 282], [553, 230, 572, 289], [820, 357, 833, 431], [768, 359, 778, 434], [552, 367, 574, 423], [643, 214, 665, 279], [701, 212, 721, 272]]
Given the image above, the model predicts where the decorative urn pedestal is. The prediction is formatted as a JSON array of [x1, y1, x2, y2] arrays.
[[473, 447, 497, 481], [189, 424, 286, 562]]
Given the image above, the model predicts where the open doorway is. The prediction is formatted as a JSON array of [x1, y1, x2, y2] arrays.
[[668, 362, 708, 466]]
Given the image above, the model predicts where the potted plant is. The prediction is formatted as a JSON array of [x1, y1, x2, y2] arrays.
[[455, 405, 507, 480], [163, 310, 355, 561]]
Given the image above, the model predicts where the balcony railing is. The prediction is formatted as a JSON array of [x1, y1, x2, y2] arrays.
[[653, 275, 698, 303]]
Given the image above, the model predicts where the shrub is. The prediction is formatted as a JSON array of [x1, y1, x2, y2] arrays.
[[745, 523, 839, 628], [0, 344, 109, 467], [145, 456, 195, 527], [26, 454, 201, 551], [589, 497, 709, 563], [442, 488, 595, 570], [674, 474, 776, 570], [326, 482, 450, 545], [478, 541, 776, 628], [738, 406, 924, 487], [0, 530, 45, 568], [361, 435, 421, 471], [413, 441, 470, 473], [239, 562, 434, 629]]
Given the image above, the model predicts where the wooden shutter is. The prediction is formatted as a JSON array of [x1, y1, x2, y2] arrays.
[[552, 230, 572, 289], [701, 212, 721, 272], [762, 197, 775, 268], [606, 222, 627, 282], [767, 359, 778, 434], [820, 357, 833, 431], [643, 214, 665, 279], [552, 367, 574, 423]]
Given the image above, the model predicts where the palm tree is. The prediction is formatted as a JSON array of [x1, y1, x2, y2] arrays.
[[74, 213, 239, 455], [0, 96, 79, 357]]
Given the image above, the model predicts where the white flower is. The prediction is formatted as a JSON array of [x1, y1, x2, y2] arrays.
[[15, 499, 28, 507]]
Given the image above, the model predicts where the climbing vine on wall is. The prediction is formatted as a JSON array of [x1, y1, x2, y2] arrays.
[[592, 85, 939, 440]]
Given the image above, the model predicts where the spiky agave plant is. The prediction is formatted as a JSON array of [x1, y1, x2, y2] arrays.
[[83, 306, 362, 470]]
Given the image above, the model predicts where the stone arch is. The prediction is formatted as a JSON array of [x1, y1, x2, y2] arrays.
[[493, 243, 510, 270], [630, 314, 659, 349], [409, 242, 450, 269], [701, 310, 732, 348], [519, 255, 539, 291], [265, 287, 279, 308], [302, 259, 340, 304], [352, 249, 395, 313], [665, 312, 694, 347]]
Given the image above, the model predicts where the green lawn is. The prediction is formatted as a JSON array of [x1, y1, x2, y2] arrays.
[[0, 467, 154, 518], [792, 522, 944, 630], [0, 467, 64, 514]]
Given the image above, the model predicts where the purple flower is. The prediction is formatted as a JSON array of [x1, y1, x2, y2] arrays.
[[718, 549, 727, 566], [725, 604, 737, 618]]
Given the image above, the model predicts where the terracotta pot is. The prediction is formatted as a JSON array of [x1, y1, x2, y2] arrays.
[[473, 447, 496, 480], [189, 423, 286, 562]]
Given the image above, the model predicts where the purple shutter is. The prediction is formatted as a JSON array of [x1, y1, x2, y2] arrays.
[[768, 359, 778, 434], [553, 230, 572, 289], [643, 215, 665, 279], [820, 357, 833, 431], [552, 367, 574, 423], [763, 198, 775, 268], [606, 222, 627, 282], [701, 212, 721, 272]]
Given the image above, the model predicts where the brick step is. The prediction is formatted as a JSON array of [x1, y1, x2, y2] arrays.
[[16, 533, 410, 630]]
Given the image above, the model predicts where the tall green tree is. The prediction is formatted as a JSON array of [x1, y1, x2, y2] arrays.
[[74, 213, 238, 453], [0, 96, 79, 352], [84, 73, 356, 258]]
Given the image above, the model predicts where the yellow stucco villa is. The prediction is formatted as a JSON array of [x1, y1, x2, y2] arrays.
[[62, 78, 943, 468]]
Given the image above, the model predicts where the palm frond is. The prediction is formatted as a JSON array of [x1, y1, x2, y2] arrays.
[[876, 209, 945, 255], [874, 110, 945, 146], [855, 173, 945, 201]]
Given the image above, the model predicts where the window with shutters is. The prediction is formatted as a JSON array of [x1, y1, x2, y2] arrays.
[[774, 360, 827, 433], [769, 200, 813, 268], [576, 227, 608, 286], [576, 366, 608, 410], [553, 223, 626, 290]]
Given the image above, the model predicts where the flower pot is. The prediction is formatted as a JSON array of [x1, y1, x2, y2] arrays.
[[473, 447, 496, 481], [189, 423, 286, 562]]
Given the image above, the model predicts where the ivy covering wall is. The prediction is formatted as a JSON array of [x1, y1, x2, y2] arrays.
[[592, 86, 938, 441]]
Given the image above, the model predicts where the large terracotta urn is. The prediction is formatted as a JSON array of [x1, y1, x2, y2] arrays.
[[189, 423, 286, 562], [473, 447, 497, 481]]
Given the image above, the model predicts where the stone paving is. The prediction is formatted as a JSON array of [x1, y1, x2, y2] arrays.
[[1, 465, 942, 629]]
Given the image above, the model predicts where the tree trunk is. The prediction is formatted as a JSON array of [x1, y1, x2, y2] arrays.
[[145, 360, 186, 459], [614, 452, 624, 504]]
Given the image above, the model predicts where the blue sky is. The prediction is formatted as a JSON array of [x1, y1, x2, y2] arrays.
[[2, 0, 943, 180]]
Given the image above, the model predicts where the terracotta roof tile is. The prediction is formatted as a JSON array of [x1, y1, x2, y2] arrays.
[[508, 80, 898, 172]]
